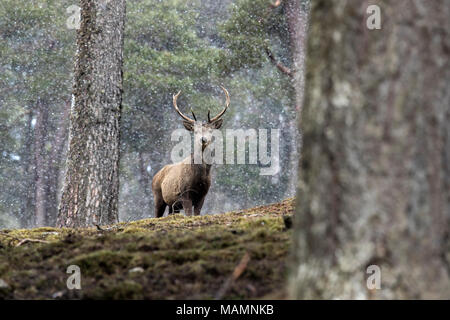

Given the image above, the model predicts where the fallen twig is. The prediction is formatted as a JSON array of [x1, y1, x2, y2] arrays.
[[0, 231, 22, 245], [95, 222, 128, 232], [15, 238, 49, 247], [215, 252, 250, 299], [0, 232, 50, 247]]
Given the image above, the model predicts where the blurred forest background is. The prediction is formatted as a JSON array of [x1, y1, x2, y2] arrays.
[[0, 0, 305, 228]]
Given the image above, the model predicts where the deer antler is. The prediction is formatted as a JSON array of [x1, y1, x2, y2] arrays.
[[190, 108, 197, 121], [172, 91, 195, 123], [209, 86, 230, 123]]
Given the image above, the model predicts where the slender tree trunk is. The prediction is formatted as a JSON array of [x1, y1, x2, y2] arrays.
[[34, 100, 49, 227], [46, 101, 70, 226], [138, 152, 152, 211], [286, 0, 309, 115], [21, 107, 36, 227], [290, 0, 450, 299], [57, 0, 126, 228], [285, 0, 310, 194]]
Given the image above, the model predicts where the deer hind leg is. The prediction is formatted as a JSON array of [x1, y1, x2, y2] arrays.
[[181, 198, 193, 216], [194, 196, 206, 216]]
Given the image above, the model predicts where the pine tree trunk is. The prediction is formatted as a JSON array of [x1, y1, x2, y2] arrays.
[[286, 0, 308, 115], [46, 101, 70, 226], [285, 0, 310, 194], [20, 107, 36, 227], [57, 0, 126, 228], [290, 0, 450, 299], [34, 100, 49, 227], [138, 152, 152, 212]]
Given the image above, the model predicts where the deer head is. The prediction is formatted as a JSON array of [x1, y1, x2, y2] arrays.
[[172, 86, 230, 150]]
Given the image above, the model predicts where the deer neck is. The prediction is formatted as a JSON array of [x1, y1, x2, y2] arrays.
[[189, 153, 212, 174]]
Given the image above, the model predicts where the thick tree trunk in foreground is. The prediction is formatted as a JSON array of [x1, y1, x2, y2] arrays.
[[291, 0, 450, 299], [57, 0, 126, 228]]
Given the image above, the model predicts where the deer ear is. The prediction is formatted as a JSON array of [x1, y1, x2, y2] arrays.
[[211, 118, 223, 129], [183, 120, 194, 131]]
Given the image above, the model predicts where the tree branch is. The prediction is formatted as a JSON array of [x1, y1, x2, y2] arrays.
[[269, 0, 282, 9], [265, 47, 293, 77]]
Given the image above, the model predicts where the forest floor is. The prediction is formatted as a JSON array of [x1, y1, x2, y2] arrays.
[[0, 198, 294, 299]]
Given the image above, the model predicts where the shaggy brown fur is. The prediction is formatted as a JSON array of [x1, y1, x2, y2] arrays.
[[152, 155, 212, 217]]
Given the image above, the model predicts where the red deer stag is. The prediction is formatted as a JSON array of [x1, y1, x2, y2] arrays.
[[152, 86, 230, 217]]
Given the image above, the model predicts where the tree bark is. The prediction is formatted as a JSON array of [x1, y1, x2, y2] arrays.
[[138, 152, 152, 212], [20, 107, 36, 227], [285, 0, 310, 194], [290, 0, 450, 299], [286, 0, 309, 115], [46, 101, 70, 226], [34, 100, 49, 227], [57, 0, 126, 228]]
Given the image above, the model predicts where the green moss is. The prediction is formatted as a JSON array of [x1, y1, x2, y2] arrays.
[[70, 250, 132, 276], [0, 198, 294, 299], [90, 280, 144, 299]]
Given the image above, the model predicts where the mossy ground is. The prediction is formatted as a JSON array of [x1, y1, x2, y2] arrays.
[[0, 199, 294, 299]]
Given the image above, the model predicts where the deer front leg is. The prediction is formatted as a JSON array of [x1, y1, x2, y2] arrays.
[[194, 196, 205, 216], [182, 198, 193, 216], [154, 197, 167, 218]]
